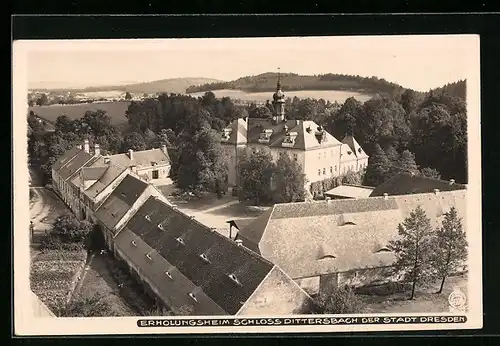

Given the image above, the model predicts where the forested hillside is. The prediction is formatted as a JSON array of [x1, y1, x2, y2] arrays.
[[186, 72, 408, 96]]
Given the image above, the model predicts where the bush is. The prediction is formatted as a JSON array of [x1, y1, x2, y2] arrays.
[[63, 293, 114, 317], [315, 286, 364, 314], [355, 282, 412, 296]]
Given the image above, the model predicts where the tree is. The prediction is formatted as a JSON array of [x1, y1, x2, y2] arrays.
[[122, 131, 147, 151], [432, 207, 468, 294], [316, 286, 363, 314], [401, 89, 420, 114], [51, 213, 93, 244], [389, 206, 436, 300], [395, 150, 419, 176], [420, 167, 442, 180], [174, 127, 228, 197], [125, 92, 132, 100], [363, 144, 391, 186], [249, 106, 272, 119], [238, 151, 276, 205], [272, 153, 306, 203], [342, 170, 363, 185], [36, 93, 48, 106]]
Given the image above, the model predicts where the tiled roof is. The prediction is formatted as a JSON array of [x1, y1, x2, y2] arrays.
[[116, 196, 275, 315], [95, 174, 148, 231], [81, 166, 108, 181], [370, 173, 467, 197], [325, 185, 375, 199], [52, 146, 81, 172], [237, 190, 467, 278], [83, 160, 129, 200], [57, 150, 95, 181], [108, 148, 170, 169], [68, 156, 101, 189], [342, 135, 369, 160], [224, 118, 342, 150]]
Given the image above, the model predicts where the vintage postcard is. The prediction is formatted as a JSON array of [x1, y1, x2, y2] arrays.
[[13, 35, 482, 335]]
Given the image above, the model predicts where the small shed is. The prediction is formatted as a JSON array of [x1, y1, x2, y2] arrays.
[[324, 184, 375, 200]]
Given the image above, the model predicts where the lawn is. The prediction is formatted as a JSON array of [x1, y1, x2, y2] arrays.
[[30, 249, 88, 315], [359, 275, 468, 314], [29, 101, 131, 125], [70, 252, 139, 317]]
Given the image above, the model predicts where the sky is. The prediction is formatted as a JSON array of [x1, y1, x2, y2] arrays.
[[21, 35, 479, 92]]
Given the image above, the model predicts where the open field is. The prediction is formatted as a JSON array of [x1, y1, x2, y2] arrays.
[[29, 101, 131, 125], [188, 89, 374, 104], [360, 274, 468, 314]]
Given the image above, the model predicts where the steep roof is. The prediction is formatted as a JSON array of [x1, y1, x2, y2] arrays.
[[340, 143, 359, 163], [370, 173, 467, 197], [236, 190, 467, 278], [342, 135, 369, 160], [81, 166, 108, 181], [68, 156, 101, 189], [52, 146, 81, 172], [57, 150, 95, 181], [82, 158, 129, 200], [115, 196, 275, 315], [325, 185, 375, 199], [224, 118, 342, 150], [107, 148, 170, 169], [94, 174, 149, 231]]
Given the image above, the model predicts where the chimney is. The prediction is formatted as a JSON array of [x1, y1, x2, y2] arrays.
[[128, 149, 134, 160], [235, 239, 243, 247], [434, 188, 440, 194], [94, 143, 100, 157], [130, 165, 137, 174], [296, 119, 300, 125], [283, 124, 288, 132], [103, 156, 110, 164], [383, 193, 389, 200], [449, 179, 455, 185], [83, 139, 90, 153]]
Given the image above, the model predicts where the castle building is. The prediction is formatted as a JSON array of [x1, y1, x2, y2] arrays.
[[220, 75, 369, 189]]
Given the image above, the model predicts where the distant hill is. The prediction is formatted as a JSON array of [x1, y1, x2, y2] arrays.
[[31, 77, 223, 95], [186, 72, 409, 95], [426, 80, 466, 99]]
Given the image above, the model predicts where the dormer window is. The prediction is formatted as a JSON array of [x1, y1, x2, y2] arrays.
[[158, 223, 164, 230], [165, 271, 173, 279], [282, 131, 298, 148], [343, 221, 356, 226], [258, 129, 273, 144], [145, 214, 151, 221], [228, 274, 243, 286], [306, 126, 312, 133], [358, 148, 363, 153], [131, 240, 137, 247], [199, 253, 211, 263], [188, 293, 198, 302], [318, 254, 336, 260], [146, 253, 153, 261], [176, 237, 185, 246], [347, 151, 352, 155]]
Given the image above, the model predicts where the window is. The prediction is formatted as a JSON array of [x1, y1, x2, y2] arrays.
[[323, 168, 326, 175], [324, 152, 326, 159], [318, 169, 321, 176], [375, 247, 392, 253], [146, 253, 153, 261], [158, 223, 164, 230], [165, 271, 173, 279], [228, 274, 242, 286], [145, 214, 151, 221], [176, 237, 185, 245], [293, 154, 298, 161], [188, 293, 198, 302], [131, 240, 137, 246], [199, 253, 211, 263], [335, 165, 337, 172], [330, 166, 333, 174], [318, 153, 321, 160]]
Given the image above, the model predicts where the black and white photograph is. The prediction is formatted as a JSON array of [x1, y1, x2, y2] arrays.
[[13, 35, 482, 335]]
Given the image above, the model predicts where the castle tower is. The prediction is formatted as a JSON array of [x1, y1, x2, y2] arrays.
[[272, 68, 286, 123]]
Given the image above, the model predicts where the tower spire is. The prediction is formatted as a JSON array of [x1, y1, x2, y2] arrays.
[[277, 67, 281, 90]]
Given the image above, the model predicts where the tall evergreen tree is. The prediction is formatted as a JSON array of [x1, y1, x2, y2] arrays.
[[389, 205, 436, 299], [363, 144, 390, 186], [396, 150, 420, 176], [432, 207, 468, 294]]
